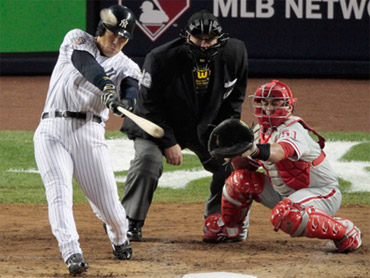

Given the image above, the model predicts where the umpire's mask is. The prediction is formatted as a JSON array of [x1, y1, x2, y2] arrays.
[[182, 10, 229, 71]]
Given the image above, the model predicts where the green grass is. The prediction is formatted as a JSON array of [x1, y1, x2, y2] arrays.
[[340, 141, 370, 162], [0, 130, 369, 205]]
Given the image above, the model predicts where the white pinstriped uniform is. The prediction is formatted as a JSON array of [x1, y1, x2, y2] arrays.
[[254, 116, 342, 216], [33, 29, 141, 262]]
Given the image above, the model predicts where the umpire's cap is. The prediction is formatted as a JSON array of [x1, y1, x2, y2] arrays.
[[100, 5, 136, 39]]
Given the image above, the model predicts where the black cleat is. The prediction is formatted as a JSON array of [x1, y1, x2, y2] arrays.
[[66, 253, 89, 275], [127, 218, 143, 241], [112, 240, 133, 260]]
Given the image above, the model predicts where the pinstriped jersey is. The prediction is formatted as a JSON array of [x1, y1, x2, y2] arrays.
[[253, 116, 339, 196], [43, 29, 142, 122]]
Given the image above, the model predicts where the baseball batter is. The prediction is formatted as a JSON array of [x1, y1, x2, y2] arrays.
[[33, 5, 141, 275], [205, 80, 362, 253]]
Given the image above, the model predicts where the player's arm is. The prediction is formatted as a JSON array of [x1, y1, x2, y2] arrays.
[[71, 49, 125, 113], [207, 118, 295, 163], [118, 77, 139, 112], [249, 142, 295, 163], [71, 49, 114, 91]]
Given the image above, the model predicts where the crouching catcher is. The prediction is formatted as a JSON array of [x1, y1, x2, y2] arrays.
[[204, 80, 362, 253]]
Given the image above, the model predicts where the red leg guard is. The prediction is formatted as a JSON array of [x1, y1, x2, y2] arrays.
[[271, 199, 362, 252], [222, 170, 264, 230], [202, 213, 227, 243], [270, 199, 305, 236], [303, 206, 346, 240], [204, 213, 223, 234]]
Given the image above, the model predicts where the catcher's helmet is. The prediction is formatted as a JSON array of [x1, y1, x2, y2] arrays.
[[97, 5, 136, 39], [182, 10, 229, 70], [250, 80, 297, 130]]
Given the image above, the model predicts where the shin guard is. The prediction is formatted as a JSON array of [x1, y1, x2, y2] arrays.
[[303, 206, 346, 240], [271, 199, 361, 252], [221, 170, 264, 237]]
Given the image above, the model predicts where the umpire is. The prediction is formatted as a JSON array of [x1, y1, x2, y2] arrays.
[[120, 10, 248, 242]]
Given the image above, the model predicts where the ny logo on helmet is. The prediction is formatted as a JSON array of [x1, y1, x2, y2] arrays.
[[119, 19, 129, 28], [131, 0, 190, 41]]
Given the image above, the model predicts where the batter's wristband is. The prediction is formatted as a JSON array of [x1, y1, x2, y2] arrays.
[[251, 143, 271, 161], [94, 74, 114, 91]]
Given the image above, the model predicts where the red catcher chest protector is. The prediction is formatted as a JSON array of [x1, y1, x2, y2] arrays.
[[274, 118, 325, 190]]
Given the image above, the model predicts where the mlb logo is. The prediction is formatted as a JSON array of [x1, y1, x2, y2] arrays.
[[131, 0, 190, 41]]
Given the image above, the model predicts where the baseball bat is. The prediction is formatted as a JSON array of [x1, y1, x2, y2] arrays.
[[116, 106, 164, 138]]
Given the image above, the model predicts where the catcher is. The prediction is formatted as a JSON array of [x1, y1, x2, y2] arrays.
[[205, 80, 362, 253]]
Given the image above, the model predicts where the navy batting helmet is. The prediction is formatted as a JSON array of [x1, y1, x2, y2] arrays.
[[98, 5, 136, 39]]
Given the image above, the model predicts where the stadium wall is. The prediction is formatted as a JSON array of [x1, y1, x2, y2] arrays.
[[1, 0, 369, 78]]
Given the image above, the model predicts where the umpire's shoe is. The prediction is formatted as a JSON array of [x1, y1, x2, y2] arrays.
[[112, 240, 133, 260], [127, 218, 143, 241], [66, 253, 89, 275]]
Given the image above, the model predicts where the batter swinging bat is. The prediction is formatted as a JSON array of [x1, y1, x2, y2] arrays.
[[117, 106, 164, 138]]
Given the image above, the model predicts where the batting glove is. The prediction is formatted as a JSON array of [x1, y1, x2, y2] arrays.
[[110, 99, 134, 118], [101, 84, 119, 109]]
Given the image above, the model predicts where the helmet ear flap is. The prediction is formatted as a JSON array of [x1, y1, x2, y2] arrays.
[[96, 20, 106, 37]]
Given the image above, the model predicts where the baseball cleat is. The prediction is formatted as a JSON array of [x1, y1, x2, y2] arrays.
[[202, 213, 248, 243], [112, 240, 133, 260], [202, 230, 247, 243], [334, 219, 362, 253], [66, 253, 89, 275], [127, 218, 143, 241]]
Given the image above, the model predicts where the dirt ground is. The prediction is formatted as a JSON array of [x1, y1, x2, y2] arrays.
[[0, 77, 369, 277]]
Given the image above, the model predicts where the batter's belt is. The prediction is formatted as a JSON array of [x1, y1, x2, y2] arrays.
[[42, 111, 102, 123]]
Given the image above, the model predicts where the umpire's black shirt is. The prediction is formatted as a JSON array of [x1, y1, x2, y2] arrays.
[[121, 37, 248, 151]]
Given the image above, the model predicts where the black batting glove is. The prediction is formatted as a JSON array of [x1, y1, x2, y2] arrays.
[[110, 99, 134, 118], [101, 84, 119, 109]]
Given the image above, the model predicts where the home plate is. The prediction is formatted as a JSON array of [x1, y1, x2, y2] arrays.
[[183, 272, 257, 278]]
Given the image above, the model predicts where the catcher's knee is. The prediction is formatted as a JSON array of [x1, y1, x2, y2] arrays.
[[221, 170, 264, 228], [225, 170, 265, 197], [270, 199, 308, 237]]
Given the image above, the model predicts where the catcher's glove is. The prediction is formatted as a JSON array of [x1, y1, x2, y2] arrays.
[[208, 118, 257, 159]]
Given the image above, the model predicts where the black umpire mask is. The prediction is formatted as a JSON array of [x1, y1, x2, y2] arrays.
[[181, 10, 229, 71]]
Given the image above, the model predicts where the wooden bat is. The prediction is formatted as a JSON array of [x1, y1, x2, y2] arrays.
[[117, 106, 164, 138]]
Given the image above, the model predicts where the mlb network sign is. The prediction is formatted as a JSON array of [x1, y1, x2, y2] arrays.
[[124, 0, 368, 41]]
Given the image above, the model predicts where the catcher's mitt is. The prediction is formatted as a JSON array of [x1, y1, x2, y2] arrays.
[[208, 118, 255, 159]]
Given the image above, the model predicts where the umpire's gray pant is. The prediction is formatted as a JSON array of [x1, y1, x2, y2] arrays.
[[121, 137, 231, 224]]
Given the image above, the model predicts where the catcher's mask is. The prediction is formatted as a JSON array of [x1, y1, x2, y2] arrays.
[[96, 5, 136, 39], [180, 10, 229, 71], [250, 80, 297, 131]]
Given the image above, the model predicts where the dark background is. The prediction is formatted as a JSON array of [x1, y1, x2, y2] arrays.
[[1, 0, 369, 78]]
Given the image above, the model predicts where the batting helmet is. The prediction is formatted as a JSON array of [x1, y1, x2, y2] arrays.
[[250, 80, 297, 130], [182, 10, 229, 70], [97, 5, 136, 39]]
